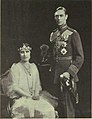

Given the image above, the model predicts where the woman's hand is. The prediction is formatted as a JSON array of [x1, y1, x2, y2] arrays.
[[32, 95, 40, 100], [14, 86, 31, 97]]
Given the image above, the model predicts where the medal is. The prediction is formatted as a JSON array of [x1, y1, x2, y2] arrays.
[[61, 41, 67, 47], [61, 48, 67, 55]]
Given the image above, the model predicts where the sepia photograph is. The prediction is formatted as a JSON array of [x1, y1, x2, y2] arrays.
[[0, 0, 91, 118]]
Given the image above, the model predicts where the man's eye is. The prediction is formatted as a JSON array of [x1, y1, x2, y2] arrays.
[[60, 15, 63, 17], [26, 51, 30, 53], [55, 15, 63, 17]]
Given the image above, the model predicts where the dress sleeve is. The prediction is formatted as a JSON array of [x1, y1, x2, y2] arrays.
[[7, 63, 20, 98], [67, 31, 84, 77], [32, 63, 42, 96]]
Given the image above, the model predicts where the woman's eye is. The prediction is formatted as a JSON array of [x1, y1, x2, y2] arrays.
[[55, 15, 58, 17], [20, 51, 24, 53]]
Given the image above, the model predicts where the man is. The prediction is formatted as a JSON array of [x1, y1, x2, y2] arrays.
[[50, 6, 84, 117]]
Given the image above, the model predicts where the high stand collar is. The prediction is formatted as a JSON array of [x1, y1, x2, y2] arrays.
[[58, 24, 68, 32]]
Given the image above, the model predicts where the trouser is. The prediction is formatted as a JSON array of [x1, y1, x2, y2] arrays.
[[52, 83, 77, 118], [59, 88, 75, 117]]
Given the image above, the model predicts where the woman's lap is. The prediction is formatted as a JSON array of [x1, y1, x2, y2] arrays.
[[11, 96, 55, 118]]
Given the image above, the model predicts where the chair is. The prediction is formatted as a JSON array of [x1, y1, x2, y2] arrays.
[[0, 70, 11, 117]]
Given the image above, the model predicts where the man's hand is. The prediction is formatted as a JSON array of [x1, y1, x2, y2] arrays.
[[60, 72, 70, 86], [60, 72, 70, 79]]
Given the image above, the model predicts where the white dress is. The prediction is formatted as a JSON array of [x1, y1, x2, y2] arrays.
[[6, 62, 55, 118]]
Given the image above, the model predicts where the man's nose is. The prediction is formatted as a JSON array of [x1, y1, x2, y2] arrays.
[[58, 15, 61, 20]]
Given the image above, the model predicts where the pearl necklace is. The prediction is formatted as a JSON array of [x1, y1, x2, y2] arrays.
[[20, 62, 31, 76]]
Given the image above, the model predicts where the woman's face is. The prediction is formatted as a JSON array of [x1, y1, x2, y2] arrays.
[[19, 49, 31, 62]]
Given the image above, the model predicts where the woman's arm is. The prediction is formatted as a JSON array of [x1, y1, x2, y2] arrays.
[[13, 86, 31, 98], [7, 63, 31, 98]]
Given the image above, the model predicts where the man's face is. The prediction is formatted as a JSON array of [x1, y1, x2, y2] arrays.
[[20, 49, 31, 62], [54, 9, 68, 26]]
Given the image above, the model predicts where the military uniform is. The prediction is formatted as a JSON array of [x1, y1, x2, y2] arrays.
[[50, 24, 84, 117]]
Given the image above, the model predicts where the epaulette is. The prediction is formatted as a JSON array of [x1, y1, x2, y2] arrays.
[[67, 27, 77, 33], [61, 29, 73, 41], [62, 29, 73, 36]]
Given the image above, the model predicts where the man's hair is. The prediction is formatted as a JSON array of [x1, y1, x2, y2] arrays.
[[55, 6, 67, 14]]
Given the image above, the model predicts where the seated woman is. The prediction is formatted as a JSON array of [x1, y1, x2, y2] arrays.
[[5, 43, 55, 118]]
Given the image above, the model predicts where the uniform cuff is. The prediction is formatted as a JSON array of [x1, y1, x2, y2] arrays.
[[67, 64, 79, 77]]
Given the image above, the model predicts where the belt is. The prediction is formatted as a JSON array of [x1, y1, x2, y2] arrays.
[[55, 56, 72, 62]]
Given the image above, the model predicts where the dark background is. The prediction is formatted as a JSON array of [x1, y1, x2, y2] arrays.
[[1, 0, 91, 117]]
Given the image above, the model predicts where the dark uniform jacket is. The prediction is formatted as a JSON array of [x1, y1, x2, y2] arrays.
[[50, 24, 84, 84]]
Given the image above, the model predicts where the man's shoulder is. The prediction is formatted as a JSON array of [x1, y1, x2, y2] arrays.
[[62, 27, 79, 38], [50, 28, 58, 35], [51, 27, 77, 34], [52, 28, 58, 32], [50, 28, 59, 42], [50, 26, 78, 42], [67, 27, 77, 33]]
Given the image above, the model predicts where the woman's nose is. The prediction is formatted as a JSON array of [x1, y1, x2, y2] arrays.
[[24, 52, 26, 56]]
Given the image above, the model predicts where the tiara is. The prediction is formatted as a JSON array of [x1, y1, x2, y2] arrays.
[[18, 43, 32, 51]]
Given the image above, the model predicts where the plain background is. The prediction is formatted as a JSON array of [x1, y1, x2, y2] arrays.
[[1, 0, 91, 117]]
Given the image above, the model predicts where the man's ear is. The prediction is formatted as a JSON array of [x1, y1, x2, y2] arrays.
[[66, 14, 68, 20]]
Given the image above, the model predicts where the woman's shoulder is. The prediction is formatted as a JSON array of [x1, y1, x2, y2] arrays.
[[10, 62, 21, 70], [29, 63, 38, 70], [30, 62, 37, 67]]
